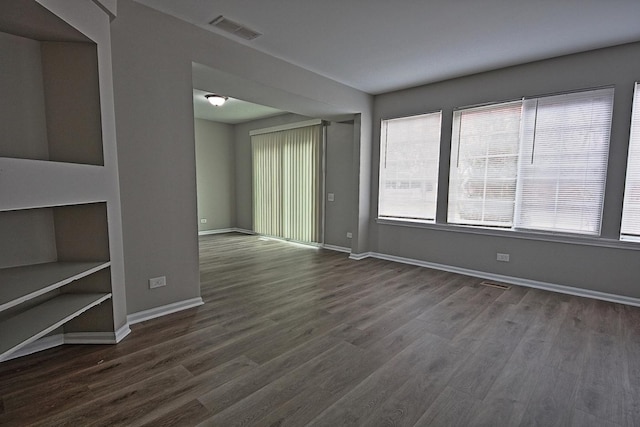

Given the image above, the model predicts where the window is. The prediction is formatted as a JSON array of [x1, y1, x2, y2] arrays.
[[448, 87, 614, 235], [448, 101, 522, 227], [378, 112, 442, 221], [621, 83, 640, 241]]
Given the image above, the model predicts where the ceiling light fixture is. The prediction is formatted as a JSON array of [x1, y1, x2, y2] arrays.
[[205, 94, 228, 106]]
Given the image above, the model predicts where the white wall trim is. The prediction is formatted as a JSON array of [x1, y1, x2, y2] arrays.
[[349, 252, 373, 261], [64, 331, 117, 344], [1, 334, 65, 361], [249, 119, 323, 136], [63, 323, 131, 344], [199, 228, 236, 236], [1, 323, 132, 362], [199, 228, 255, 236], [357, 251, 640, 308], [114, 323, 132, 342], [234, 228, 255, 235], [127, 297, 204, 325], [322, 244, 351, 253]]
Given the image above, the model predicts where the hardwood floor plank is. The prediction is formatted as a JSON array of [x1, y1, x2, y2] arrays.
[[21, 366, 193, 427], [140, 399, 212, 427], [197, 334, 343, 415], [412, 386, 481, 427], [198, 341, 368, 426], [309, 332, 458, 427], [417, 284, 504, 339], [584, 299, 623, 337], [468, 294, 569, 426], [574, 331, 628, 425], [518, 366, 578, 427], [2, 233, 640, 426], [570, 408, 622, 427], [362, 341, 467, 426], [2, 381, 96, 423], [254, 385, 336, 427], [94, 356, 257, 426], [495, 282, 529, 304], [448, 316, 529, 399], [544, 295, 591, 376], [448, 300, 511, 353]]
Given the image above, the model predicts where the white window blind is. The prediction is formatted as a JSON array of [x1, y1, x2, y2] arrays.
[[448, 102, 522, 227], [515, 88, 614, 235], [252, 124, 322, 243], [448, 87, 614, 235], [621, 83, 640, 241], [378, 112, 442, 221]]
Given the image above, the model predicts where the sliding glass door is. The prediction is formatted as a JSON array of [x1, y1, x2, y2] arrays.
[[251, 124, 322, 243]]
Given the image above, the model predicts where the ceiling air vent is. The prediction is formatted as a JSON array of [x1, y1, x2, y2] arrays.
[[209, 15, 262, 40]]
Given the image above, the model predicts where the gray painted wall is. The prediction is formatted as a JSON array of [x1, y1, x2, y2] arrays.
[[194, 119, 235, 231], [233, 115, 356, 247], [372, 42, 640, 298], [0, 31, 49, 160], [325, 122, 355, 248], [192, 113, 358, 249], [111, 0, 370, 314], [0, 31, 56, 269], [0, 209, 56, 269]]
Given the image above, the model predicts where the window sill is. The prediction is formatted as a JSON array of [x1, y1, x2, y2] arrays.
[[375, 217, 640, 251]]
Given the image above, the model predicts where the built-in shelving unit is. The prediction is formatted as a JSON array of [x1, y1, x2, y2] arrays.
[[0, 0, 127, 362], [0, 293, 112, 361], [0, 262, 110, 312]]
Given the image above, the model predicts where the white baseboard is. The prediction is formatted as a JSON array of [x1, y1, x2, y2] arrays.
[[63, 332, 116, 344], [115, 323, 132, 342], [3, 298, 203, 362], [349, 252, 373, 261], [358, 251, 640, 308], [198, 228, 235, 236], [127, 297, 204, 325], [1, 323, 132, 362], [322, 244, 351, 253], [64, 322, 131, 344], [199, 227, 255, 236], [234, 228, 255, 235], [2, 334, 65, 361]]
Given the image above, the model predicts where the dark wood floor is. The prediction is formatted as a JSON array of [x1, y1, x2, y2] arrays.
[[1, 233, 639, 426]]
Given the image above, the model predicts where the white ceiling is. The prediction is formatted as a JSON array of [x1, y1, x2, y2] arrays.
[[135, 0, 640, 95], [193, 89, 286, 124]]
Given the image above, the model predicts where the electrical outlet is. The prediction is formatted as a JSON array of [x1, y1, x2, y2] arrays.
[[496, 253, 510, 262], [327, 193, 335, 202], [346, 232, 353, 239], [149, 276, 166, 289], [200, 218, 207, 224]]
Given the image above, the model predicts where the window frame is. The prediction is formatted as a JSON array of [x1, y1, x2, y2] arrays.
[[376, 86, 634, 249], [621, 82, 640, 242], [377, 110, 443, 223]]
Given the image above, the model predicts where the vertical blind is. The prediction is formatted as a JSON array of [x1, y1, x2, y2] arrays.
[[252, 124, 322, 243], [448, 87, 614, 235], [621, 83, 640, 241], [378, 112, 442, 221]]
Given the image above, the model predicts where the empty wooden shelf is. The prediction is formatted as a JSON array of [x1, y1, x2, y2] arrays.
[[0, 293, 112, 361], [0, 261, 110, 312]]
